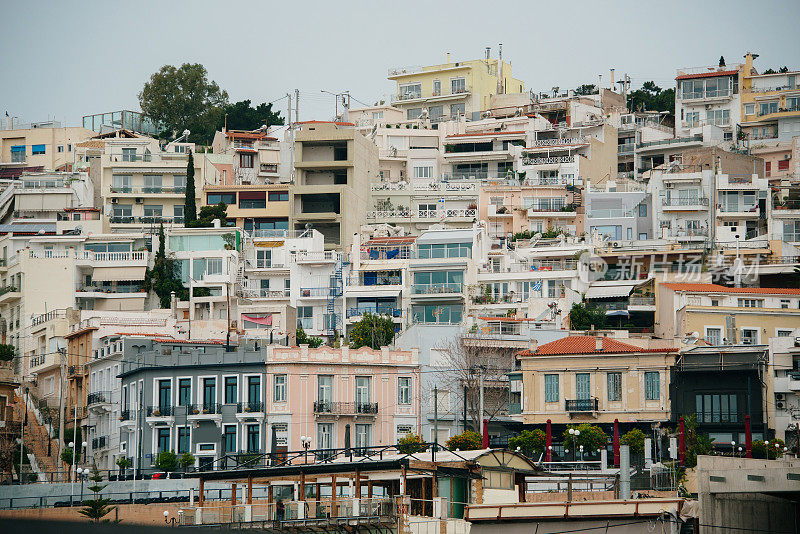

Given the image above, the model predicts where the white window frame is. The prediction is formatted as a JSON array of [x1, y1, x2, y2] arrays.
[[274, 374, 287, 403], [705, 327, 723, 346]]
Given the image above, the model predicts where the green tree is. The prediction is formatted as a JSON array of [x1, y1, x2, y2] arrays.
[[349, 313, 396, 349], [61, 446, 80, 465], [154, 451, 179, 472], [396, 433, 426, 454], [752, 438, 786, 460], [295, 325, 323, 348], [0, 344, 15, 361], [144, 223, 187, 308], [627, 81, 675, 114], [138, 63, 228, 142], [568, 302, 608, 330], [621, 428, 646, 454], [184, 150, 197, 226], [217, 100, 284, 131], [574, 83, 597, 95], [179, 453, 196, 471], [562, 424, 608, 452], [78, 465, 117, 523], [508, 429, 546, 457], [445, 431, 483, 451], [188, 203, 228, 228], [115, 456, 131, 477], [681, 413, 713, 468]]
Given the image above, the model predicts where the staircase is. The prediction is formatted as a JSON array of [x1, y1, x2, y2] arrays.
[[566, 183, 582, 207], [12, 392, 64, 481], [325, 256, 346, 337]]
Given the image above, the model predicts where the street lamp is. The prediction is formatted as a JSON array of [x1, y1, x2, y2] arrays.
[[568, 428, 580, 462], [300, 436, 312, 463], [77, 467, 86, 502], [579, 445, 584, 463], [731, 441, 736, 456], [69, 441, 76, 498], [164, 510, 178, 526]]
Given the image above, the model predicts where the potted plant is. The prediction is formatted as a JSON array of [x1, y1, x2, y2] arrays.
[[192, 406, 200, 415]]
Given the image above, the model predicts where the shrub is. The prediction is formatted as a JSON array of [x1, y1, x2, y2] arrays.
[[508, 429, 546, 457], [154, 451, 179, 472], [180, 453, 196, 470], [445, 431, 483, 451], [396, 433, 425, 454], [561, 424, 608, 452], [752, 438, 786, 460], [621, 428, 646, 454]]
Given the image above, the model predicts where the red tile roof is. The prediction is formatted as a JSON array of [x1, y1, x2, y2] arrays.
[[365, 236, 417, 245], [518, 336, 677, 356], [675, 69, 738, 81], [447, 130, 526, 138], [661, 283, 800, 295], [296, 120, 355, 127], [226, 131, 277, 141]]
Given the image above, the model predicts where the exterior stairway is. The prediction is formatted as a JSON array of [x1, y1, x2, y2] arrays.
[[12, 392, 64, 481]]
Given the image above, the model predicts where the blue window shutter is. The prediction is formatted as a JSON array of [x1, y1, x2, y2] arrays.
[[11, 146, 25, 152], [32, 144, 46, 154]]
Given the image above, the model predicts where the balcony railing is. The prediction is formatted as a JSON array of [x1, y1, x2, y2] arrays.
[[300, 287, 342, 298], [628, 296, 655, 306], [530, 137, 587, 147], [565, 398, 599, 412], [67, 364, 86, 377], [347, 274, 402, 286], [443, 208, 477, 218], [188, 403, 221, 415], [347, 306, 402, 318], [680, 89, 732, 101], [92, 436, 108, 450], [294, 251, 341, 262], [366, 209, 410, 220], [313, 401, 379, 415], [411, 283, 462, 295], [662, 197, 710, 207], [87, 391, 111, 406], [110, 186, 186, 194], [522, 155, 575, 165], [146, 405, 173, 417], [120, 410, 131, 421], [236, 401, 264, 413], [587, 209, 634, 219], [392, 86, 471, 102], [0, 286, 19, 295]]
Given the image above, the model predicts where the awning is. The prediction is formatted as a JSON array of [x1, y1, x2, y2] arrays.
[[606, 310, 630, 317], [242, 314, 272, 326], [254, 241, 284, 248], [92, 266, 146, 281], [585, 284, 637, 299], [259, 149, 279, 164]]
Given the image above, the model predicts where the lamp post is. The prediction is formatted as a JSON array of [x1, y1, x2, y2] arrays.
[[69, 441, 76, 498], [164, 510, 178, 526], [77, 467, 86, 503], [300, 436, 312, 464], [568, 428, 580, 462], [731, 441, 736, 456]]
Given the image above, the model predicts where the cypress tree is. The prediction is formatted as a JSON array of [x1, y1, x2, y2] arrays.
[[184, 150, 197, 226]]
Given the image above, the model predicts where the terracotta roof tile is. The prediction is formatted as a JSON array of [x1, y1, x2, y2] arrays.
[[518, 336, 677, 356], [675, 69, 738, 81], [662, 283, 800, 295]]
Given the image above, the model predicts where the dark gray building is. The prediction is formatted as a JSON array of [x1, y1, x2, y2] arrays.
[[118, 338, 268, 473]]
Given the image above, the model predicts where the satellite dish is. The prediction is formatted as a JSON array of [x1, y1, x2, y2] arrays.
[[684, 331, 700, 344]]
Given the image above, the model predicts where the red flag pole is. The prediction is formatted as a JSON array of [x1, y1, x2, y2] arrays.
[[678, 417, 686, 465], [613, 419, 620, 467], [482, 419, 489, 449], [545, 419, 552, 463], [745, 415, 752, 458]]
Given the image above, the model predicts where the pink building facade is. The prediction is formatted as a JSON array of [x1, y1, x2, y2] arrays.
[[263, 345, 421, 455]]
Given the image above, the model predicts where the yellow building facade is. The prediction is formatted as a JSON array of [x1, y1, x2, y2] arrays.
[[740, 53, 800, 144]]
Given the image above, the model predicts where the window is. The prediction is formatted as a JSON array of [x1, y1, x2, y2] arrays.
[[240, 153, 254, 168], [355, 423, 372, 450], [31, 144, 46, 155], [484, 469, 513, 489], [781, 299, 790, 309], [297, 306, 314, 329], [178, 427, 191, 454], [644, 372, 660, 400], [224, 376, 238, 404], [121, 148, 136, 162], [274, 374, 287, 402], [738, 298, 763, 308], [206, 258, 223, 276], [413, 166, 434, 179], [144, 174, 162, 193], [411, 304, 462, 325], [450, 77, 466, 94], [247, 376, 261, 404], [223, 425, 237, 453], [685, 112, 700, 127], [398, 377, 411, 405], [741, 328, 758, 345], [10, 146, 25, 162], [745, 103, 755, 116], [158, 379, 171, 409], [397, 425, 413, 439], [202, 378, 216, 408], [544, 374, 559, 403], [268, 191, 289, 202], [707, 109, 730, 126], [450, 103, 466, 118], [173, 175, 186, 192], [256, 249, 272, 268], [239, 192, 267, 209], [407, 108, 422, 120], [178, 379, 191, 406], [696, 393, 738, 423], [429, 105, 443, 120], [173, 205, 184, 223], [246, 424, 260, 452], [57, 145, 64, 153], [759, 101, 778, 116], [318, 375, 332, 405], [157, 428, 170, 454], [399, 83, 422, 99], [112, 174, 132, 193], [607, 372, 622, 402], [318, 423, 333, 450], [432, 80, 441, 96], [779, 160, 790, 171], [143, 205, 162, 219], [777, 329, 793, 337], [638, 203, 647, 217], [207, 192, 236, 205], [355, 376, 371, 407], [706, 328, 722, 346], [788, 97, 800, 112]]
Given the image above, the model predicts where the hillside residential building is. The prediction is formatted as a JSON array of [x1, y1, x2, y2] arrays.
[[585, 189, 651, 242], [291, 121, 378, 250], [116, 340, 419, 471], [656, 283, 800, 343], [674, 61, 742, 141], [388, 51, 525, 121], [740, 53, 800, 144], [100, 137, 202, 233], [8, 171, 95, 223], [82, 110, 159, 136], [517, 335, 678, 426], [0, 122, 95, 174], [769, 335, 800, 440], [647, 167, 713, 243]]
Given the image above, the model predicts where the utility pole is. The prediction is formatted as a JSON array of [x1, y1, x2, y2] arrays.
[[287, 93, 292, 128], [18, 387, 26, 484], [433, 386, 438, 461], [479, 365, 485, 438], [295, 89, 300, 124]]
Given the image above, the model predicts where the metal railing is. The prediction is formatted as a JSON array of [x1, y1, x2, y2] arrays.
[[187, 403, 221, 415], [522, 155, 575, 165], [312, 401, 379, 415], [294, 251, 341, 262], [146, 405, 173, 417], [565, 398, 599, 412], [299, 287, 342, 298], [347, 274, 402, 286], [0, 285, 19, 295], [87, 391, 111, 406], [92, 436, 108, 450], [662, 197, 709, 207], [680, 89, 732, 100], [347, 306, 402, 318], [236, 401, 264, 413], [628, 296, 655, 306], [530, 136, 587, 147], [110, 186, 185, 194]]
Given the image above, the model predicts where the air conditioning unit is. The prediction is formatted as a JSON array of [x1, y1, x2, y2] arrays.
[[776, 393, 785, 401], [777, 401, 785, 409], [111, 198, 118, 204], [613, 241, 622, 248], [785, 154, 791, 160], [666, 183, 674, 189], [135, 197, 143, 204]]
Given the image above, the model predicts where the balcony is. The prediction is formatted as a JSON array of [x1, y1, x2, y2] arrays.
[[110, 216, 183, 225], [366, 209, 410, 220], [236, 401, 264, 413], [146, 405, 173, 417], [240, 288, 289, 299], [347, 306, 402, 319], [188, 403, 222, 416], [92, 436, 108, 450], [411, 283, 462, 295], [565, 398, 599, 412], [110, 186, 186, 195], [347, 273, 402, 286], [587, 209, 634, 219], [662, 197, 710, 210], [120, 410, 132, 422], [0, 286, 20, 303], [313, 401, 379, 416], [529, 137, 588, 148], [87, 391, 111, 406], [67, 364, 87, 378], [617, 144, 635, 155], [680, 89, 732, 101], [294, 251, 341, 264], [392, 86, 471, 103], [300, 287, 342, 298], [522, 155, 575, 166]]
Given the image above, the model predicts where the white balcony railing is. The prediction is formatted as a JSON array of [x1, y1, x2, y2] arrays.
[[522, 155, 575, 165], [530, 136, 587, 147]]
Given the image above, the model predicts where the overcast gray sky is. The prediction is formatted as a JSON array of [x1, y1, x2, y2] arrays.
[[2, 0, 798, 127]]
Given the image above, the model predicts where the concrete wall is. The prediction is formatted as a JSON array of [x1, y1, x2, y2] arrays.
[[700, 492, 797, 534]]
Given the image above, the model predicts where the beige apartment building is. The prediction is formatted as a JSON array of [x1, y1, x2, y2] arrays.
[[291, 121, 378, 250], [0, 122, 95, 173], [656, 283, 800, 344], [518, 335, 678, 425]]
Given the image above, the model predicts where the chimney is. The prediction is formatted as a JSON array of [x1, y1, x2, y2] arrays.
[[485, 47, 491, 61], [610, 68, 615, 91], [595, 337, 603, 351], [598, 75, 603, 91], [446, 52, 450, 64], [498, 43, 504, 95]]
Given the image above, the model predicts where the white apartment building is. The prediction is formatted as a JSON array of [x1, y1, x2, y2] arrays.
[[714, 173, 771, 245], [648, 167, 713, 243], [10, 171, 95, 222], [675, 62, 742, 141], [210, 129, 283, 185], [101, 137, 202, 233]]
